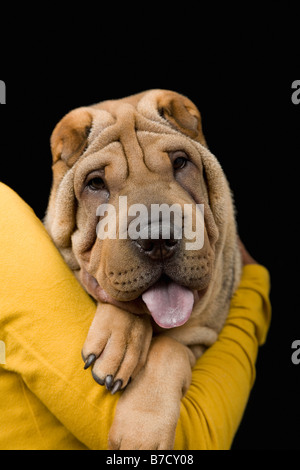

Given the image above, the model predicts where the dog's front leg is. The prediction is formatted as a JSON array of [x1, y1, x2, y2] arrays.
[[108, 335, 195, 450], [82, 303, 152, 393]]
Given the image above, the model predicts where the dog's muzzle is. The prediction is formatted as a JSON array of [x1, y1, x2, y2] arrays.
[[134, 221, 179, 261]]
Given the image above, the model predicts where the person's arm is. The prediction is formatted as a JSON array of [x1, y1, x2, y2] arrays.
[[0, 183, 116, 449], [174, 243, 271, 449], [0, 183, 271, 450]]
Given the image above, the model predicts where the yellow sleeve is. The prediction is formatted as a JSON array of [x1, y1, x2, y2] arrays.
[[0, 183, 271, 450], [174, 264, 271, 449], [0, 183, 117, 450]]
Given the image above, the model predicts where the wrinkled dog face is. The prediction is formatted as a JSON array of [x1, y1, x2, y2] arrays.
[[46, 90, 224, 329]]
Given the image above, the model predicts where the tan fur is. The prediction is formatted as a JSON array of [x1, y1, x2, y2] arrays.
[[45, 89, 241, 449]]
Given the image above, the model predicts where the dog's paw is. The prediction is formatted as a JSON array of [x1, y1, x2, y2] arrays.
[[82, 303, 152, 393], [108, 382, 178, 450], [108, 336, 192, 450], [108, 408, 177, 450]]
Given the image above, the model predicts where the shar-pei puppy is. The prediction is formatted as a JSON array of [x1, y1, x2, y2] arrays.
[[45, 89, 242, 449]]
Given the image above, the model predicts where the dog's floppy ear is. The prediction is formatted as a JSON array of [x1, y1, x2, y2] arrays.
[[45, 107, 93, 261], [51, 107, 93, 168], [157, 91, 207, 147]]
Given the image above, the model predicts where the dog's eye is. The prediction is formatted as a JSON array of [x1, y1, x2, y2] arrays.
[[171, 151, 188, 170], [173, 157, 187, 170], [87, 177, 105, 191]]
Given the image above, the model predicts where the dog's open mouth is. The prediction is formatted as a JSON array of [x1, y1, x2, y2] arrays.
[[141, 275, 194, 329], [81, 268, 206, 329]]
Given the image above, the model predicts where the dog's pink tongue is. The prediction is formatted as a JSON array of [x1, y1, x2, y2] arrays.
[[142, 281, 194, 329]]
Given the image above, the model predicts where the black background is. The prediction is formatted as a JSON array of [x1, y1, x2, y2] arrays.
[[0, 15, 299, 450]]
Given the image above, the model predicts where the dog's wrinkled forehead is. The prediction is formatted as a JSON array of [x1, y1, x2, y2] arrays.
[[89, 89, 207, 145], [47, 89, 235, 258], [50, 89, 207, 174]]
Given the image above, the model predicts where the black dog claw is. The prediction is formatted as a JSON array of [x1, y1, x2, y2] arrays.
[[105, 375, 114, 390], [111, 379, 123, 395], [84, 354, 96, 370]]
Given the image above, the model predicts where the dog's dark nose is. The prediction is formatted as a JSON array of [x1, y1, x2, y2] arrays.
[[135, 227, 178, 260]]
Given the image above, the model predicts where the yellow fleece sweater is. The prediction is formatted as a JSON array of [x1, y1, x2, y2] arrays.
[[0, 183, 271, 450]]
